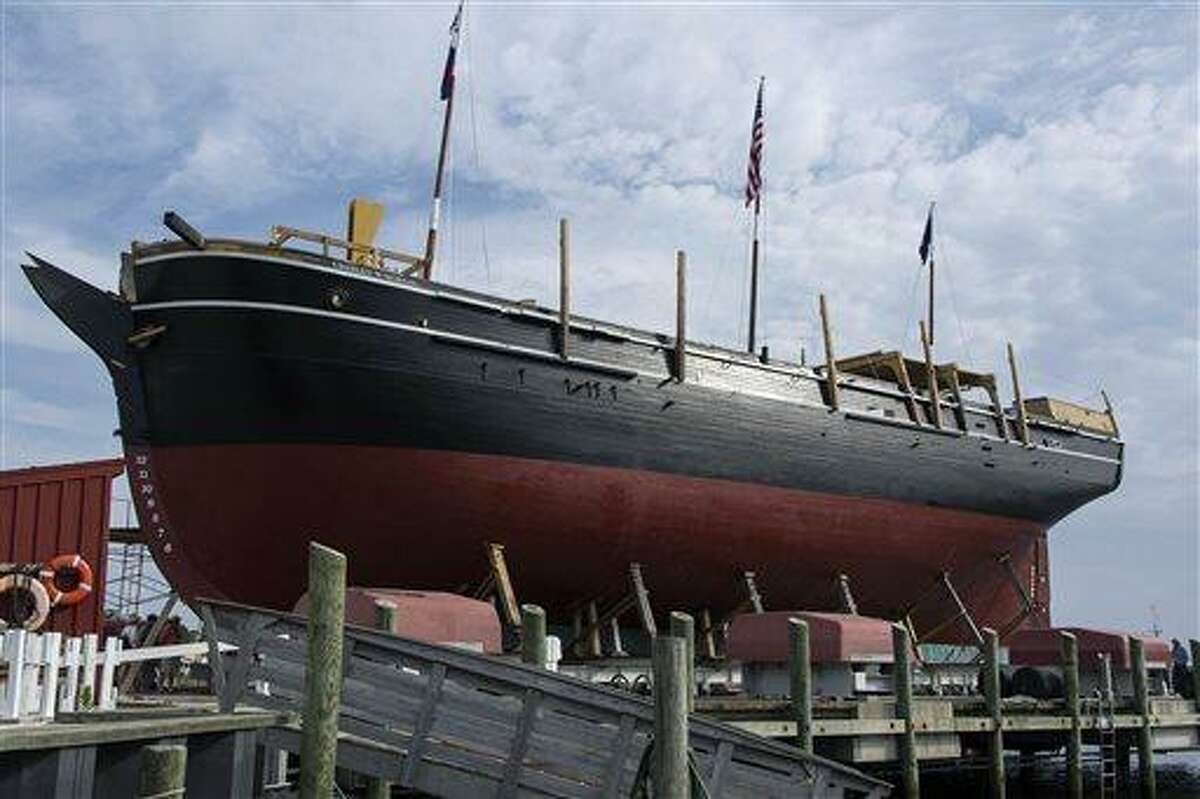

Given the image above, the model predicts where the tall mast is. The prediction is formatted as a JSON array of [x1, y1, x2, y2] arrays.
[[749, 196, 761, 354], [745, 77, 765, 355], [422, 1, 464, 280]]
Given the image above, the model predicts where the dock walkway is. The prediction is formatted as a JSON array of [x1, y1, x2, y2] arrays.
[[201, 599, 891, 798]]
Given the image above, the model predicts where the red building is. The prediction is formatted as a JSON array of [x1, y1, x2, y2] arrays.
[[0, 458, 124, 636]]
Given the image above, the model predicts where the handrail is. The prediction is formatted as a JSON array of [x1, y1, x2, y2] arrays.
[[268, 225, 425, 272]]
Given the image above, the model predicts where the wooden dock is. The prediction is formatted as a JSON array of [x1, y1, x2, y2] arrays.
[[0, 707, 287, 797], [200, 598, 892, 798]]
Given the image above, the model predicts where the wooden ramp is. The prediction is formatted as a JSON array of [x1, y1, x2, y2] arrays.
[[199, 599, 890, 798]]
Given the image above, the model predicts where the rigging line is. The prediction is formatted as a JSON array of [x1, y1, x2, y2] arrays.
[[899, 257, 925, 354], [935, 237, 975, 366], [464, 5, 493, 288], [736, 211, 751, 348], [699, 161, 748, 341]]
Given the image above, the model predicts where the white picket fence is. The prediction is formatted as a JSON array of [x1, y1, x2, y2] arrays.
[[0, 629, 233, 722]]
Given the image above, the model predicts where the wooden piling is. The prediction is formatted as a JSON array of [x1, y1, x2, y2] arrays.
[[820, 294, 840, 410], [789, 617, 813, 755], [982, 627, 1005, 799], [366, 600, 398, 799], [299, 542, 347, 799], [891, 623, 920, 798], [652, 635, 689, 799], [919, 320, 942, 429], [675, 251, 687, 381], [1006, 342, 1030, 445], [521, 604, 547, 669], [1131, 637, 1157, 799], [138, 743, 187, 799], [1061, 631, 1082, 799], [559, 218, 571, 359], [669, 611, 695, 711], [1190, 639, 1200, 707]]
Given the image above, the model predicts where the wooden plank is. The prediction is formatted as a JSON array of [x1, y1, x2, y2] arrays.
[[600, 715, 637, 799], [707, 741, 734, 797], [399, 662, 446, 788], [0, 711, 287, 753], [499, 689, 542, 796], [204, 600, 889, 797], [486, 543, 521, 630]]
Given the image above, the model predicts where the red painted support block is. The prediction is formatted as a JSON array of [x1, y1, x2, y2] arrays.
[[727, 611, 904, 664], [293, 588, 502, 654], [1007, 627, 1169, 670]]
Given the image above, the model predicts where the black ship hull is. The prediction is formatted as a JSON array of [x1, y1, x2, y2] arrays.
[[23, 243, 1123, 640]]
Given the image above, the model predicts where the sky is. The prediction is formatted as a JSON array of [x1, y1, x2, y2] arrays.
[[1, 3, 1196, 637]]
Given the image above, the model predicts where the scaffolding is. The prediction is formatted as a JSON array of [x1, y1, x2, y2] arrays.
[[105, 497, 173, 619]]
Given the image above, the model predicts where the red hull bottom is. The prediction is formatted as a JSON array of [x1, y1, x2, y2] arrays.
[[129, 445, 1050, 642]]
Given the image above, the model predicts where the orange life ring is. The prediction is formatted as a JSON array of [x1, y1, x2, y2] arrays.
[[40, 554, 94, 607]]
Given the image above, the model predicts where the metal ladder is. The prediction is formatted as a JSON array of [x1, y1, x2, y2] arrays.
[[1097, 653, 1118, 798]]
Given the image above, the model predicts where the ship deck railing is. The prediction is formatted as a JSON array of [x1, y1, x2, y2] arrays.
[[128, 230, 1121, 450]]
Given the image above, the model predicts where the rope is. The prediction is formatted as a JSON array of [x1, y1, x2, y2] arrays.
[[698, 190, 746, 346], [935, 236, 976, 365], [464, 8, 493, 288]]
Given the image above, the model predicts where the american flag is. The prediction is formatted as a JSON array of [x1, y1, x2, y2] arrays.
[[744, 79, 765, 209], [440, 2, 464, 101]]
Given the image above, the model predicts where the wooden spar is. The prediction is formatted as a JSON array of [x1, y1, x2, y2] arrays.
[[1101, 389, 1121, 438], [919, 321, 942, 429], [819, 294, 840, 410], [941, 363, 968, 431], [925, 201, 936, 347], [928, 256, 935, 348], [422, 89, 455, 279], [421, 2, 463, 279], [1006, 342, 1031, 445], [675, 251, 687, 381], [699, 609, 717, 660], [559, 218, 571, 359], [985, 377, 1012, 442], [836, 574, 859, 615]]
